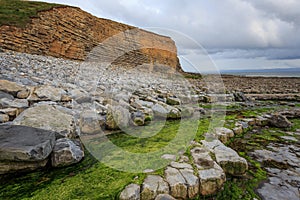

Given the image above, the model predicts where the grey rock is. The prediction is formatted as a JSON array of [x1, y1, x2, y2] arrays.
[[213, 127, 234, 143], [166, 97, 181, 105], [268, 113, 292, 128], [141, 175, 169, 200], [191, 147, 215, 169], [120, 183, 140, 200], [106, 105, 130, 130], [0, 125, 55, 174], [161, 154, 177, 161], [0, 98, 29, 109], [79, 110, 104, 134], [152, 104, 168, 118], [154, 194, 176, 200], [0, 114, 9, 123], [51, 138, 84, 167], [0, 79, 25, 97], [198, 162, 226, 196], [164, 167, 187, 199], [179, 168, 199, 199], [34, 85, 66, 101], [13, 105, 75, 139], [214, 144, 248, 176], [0, 91, 14, 100], [170, 161, 193, 170]]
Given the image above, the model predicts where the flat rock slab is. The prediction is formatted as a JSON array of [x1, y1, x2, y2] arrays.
[[141, 175, 169, 200], [164, 167, 187, 199], [120, 183, 140, 200], [179, 168, 199, 199], [0, 125, 55, 174], [191, 147, 215, 170], [13, 104, 75, 138]]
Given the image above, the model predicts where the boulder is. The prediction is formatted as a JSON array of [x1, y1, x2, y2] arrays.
[[141, 175, 169, 200], [51, 138, 84, 167], [213, 127, 234, 143], [180, 106, 194, 118], [106, 105, 130, 130], [166, 97, 181, 105], [120, 183, 140, 200], [0, 79, 26, 97], [0, 98, 29, 109], [268, 113, 292, 128], [0, 108, 19, 118], [79, 110, 104, 134], [13, 105, 75, 138], [233, 126, 243, 135], [131, 111, 145, 126], [214, 145, 248, 176], [0, 125, 55, 174], [191, 147, 215, 169], [233, 92, 249, 102], [0, 114, 9, 123], [0, 91, 14, 100], [198, 162, 226, 196], [164, 167, 187, 199], [33, 85, 66, 101], [152, 104, 168, 118], [179, 168, 199, 199]]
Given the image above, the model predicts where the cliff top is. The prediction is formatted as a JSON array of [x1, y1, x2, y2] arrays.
[[0, 0, 65, 28]]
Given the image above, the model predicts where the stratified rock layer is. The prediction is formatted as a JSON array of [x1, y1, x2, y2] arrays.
[[0, 7, 180, 70]]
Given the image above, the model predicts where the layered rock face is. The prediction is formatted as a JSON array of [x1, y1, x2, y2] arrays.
[[0, 7, 180, 70]]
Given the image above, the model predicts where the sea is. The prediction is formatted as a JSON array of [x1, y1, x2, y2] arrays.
[[223, 71, 300, 77]]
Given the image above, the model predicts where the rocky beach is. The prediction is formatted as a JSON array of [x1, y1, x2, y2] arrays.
[[1, 1, 300, 200]]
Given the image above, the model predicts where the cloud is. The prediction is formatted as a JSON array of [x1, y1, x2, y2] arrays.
[[36, 0, 300, 71]]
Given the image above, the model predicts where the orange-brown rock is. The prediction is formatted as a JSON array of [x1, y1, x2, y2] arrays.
[[0, 6, 180, 70]]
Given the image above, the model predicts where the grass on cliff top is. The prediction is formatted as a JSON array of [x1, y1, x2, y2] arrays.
[[0, 0, 64, 28]]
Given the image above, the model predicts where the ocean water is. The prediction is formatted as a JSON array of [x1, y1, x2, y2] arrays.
[[223, 71, 300, 77]]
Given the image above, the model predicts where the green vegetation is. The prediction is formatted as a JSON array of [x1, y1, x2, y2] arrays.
[[1, 103, 298, 199], [0, 0, 63, 28]]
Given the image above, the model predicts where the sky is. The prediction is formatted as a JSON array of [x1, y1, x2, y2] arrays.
[[38, 0, 300, 72]]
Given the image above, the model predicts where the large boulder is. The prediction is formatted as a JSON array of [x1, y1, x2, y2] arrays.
[[0, 125, 55, 174], [141, 175, 169, 200], [51, 138, 84, 167], [13, 104, 75, 138], [120, 184, 140, 200]]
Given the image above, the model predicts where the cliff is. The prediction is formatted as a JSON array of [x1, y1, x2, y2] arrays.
[[0, 5, 180, 70]]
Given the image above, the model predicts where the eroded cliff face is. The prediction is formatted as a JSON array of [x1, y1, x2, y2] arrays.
[[0, 6, 180, 70]]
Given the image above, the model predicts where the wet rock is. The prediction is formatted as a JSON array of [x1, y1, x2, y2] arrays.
[[13, 104, 75, 138], [106, 105, 130, 130], [164, 167, 187, 199], [257, 177, 300, 200], [268, 113, 292, 128], [0, 125, 55, 174], [0, 79, 26, 97], [154, 194, 176, 200], [120, 183, 140, 200], [141, 175, 169, 200], [51, 138, 84, 167]]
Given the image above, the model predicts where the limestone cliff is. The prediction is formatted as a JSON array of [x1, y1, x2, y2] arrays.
[[0, 6, 180, 70]]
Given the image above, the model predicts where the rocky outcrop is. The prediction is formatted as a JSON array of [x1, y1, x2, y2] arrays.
[[0, 7, 180, 70]]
